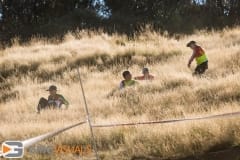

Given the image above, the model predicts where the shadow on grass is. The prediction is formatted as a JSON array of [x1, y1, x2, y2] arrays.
[[131, 146, 240, 160]]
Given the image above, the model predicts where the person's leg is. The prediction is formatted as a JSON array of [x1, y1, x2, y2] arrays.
[[193, 61, 208, 75], [37, 97, 48, 113], [198, 61, 208, 74], [193, 65, 201, 75]]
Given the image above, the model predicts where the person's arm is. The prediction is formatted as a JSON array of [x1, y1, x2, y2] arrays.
[[134, 76, 142, 80], [188, 51, 196, 68], [59, 95, 69, 108]]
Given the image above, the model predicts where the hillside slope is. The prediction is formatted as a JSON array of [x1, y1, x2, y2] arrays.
[[0, 28, 240, 160]]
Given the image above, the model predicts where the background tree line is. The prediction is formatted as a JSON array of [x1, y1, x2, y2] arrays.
[[0, 0, 240, 45]]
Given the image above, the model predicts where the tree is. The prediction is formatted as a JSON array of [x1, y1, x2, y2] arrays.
[[0, 0, 94, 43]]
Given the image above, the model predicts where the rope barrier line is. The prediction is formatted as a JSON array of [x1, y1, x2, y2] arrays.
[[92, 111, 240, 128], [22, 121, 87, 148], [18, 112, 240, 153]]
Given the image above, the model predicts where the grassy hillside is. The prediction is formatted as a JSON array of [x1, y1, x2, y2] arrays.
[[1, 28, 240, 160]]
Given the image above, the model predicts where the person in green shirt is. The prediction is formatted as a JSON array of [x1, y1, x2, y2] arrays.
[[187, 41, 208, 75], [37, 85, 69, 114], [119, 71, 138, 89]]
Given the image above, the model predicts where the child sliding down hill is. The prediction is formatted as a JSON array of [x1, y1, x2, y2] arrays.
[[108, 69, 154, 97], [119, 71, 138, 90], [36, 85, 69, 114]]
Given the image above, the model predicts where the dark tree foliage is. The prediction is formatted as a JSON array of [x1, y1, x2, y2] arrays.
[[0, 0, 94, 43], [0, 0, 240, 45], [106, 0, 240, 32]]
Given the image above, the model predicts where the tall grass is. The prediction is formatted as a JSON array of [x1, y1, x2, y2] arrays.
[[1, 27, 240, 159]]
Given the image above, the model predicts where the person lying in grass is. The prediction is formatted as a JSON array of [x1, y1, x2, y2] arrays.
[[36, 85, 69, 114], [134, 67, 154, 80]]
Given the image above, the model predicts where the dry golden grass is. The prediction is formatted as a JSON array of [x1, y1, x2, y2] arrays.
[[1, 27, 240, 160]]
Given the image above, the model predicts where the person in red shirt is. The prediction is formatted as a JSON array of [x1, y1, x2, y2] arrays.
[[187, 41, 208, 75], [134, 68, 154, 80]]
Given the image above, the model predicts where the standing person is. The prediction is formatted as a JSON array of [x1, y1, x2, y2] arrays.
[[187, 41, 208, 75], [120, 71, 138, 89], [134, 67, 154, 80], [37, 85, 69, 113]]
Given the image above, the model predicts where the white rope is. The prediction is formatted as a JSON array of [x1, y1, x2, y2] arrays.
[[22, 121, 86, 148], [92, 111, 240, 128]]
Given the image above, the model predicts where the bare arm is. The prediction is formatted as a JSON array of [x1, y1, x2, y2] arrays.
[[134, 76, 141, 80], [188, 52, 196, 67]]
